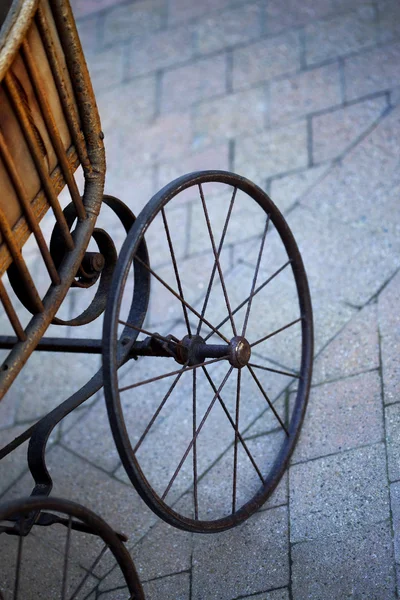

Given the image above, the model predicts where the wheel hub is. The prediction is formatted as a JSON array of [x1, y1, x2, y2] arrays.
[[228, 336, 251, 368]]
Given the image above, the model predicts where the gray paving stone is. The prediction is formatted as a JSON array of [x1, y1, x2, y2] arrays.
[[193, 87, 268, 151], [102, 0, 164, 47], [62, 396, 120, 473], [312, 302, 379, 384], [97, 75, 157, 134], [289, 443, 390, 542], [379, 270, 400, 405], [292, 371, 383, 463], [265, 0, 334, 34], [192, 506, 289, 600], [194, 2, 263, 55], [344, 41, 400, 101], [127, 25, 193, 77], [391, 481, 400, 564], [142, 572, 190, 600], [232, 31, 301, 91], [269, 164, 330, 214], [386, 403, 400, 482], [0, 425, 32, 497], [377, 0, 400, 43], [131, 517, 192, 582], [292, 520, 397, 600], [12, 351, 100, 422], [270, 64, 341, 124], [85, 44, 125, 94], [312, 96, 388, 163], [243, 589, 290, 600], [305, 5, 378, 66], [168, 0, 230, 25], [3, 445, 158, 572], [161, 54, 226, 114], [235, 121, 308, 188]]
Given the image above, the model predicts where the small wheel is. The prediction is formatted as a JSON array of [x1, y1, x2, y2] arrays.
[[103, 170, 313, 533], [0, 496, 144, 599]]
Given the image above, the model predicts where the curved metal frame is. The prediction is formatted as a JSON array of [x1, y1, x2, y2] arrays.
[[0, 496, 145, 599]]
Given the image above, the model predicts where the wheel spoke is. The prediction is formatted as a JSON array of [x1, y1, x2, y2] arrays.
[[198, 183, 237, 336], [202, 366, 264, 485], [161, 367, 234, 501], [242, 216, 269, 337], [204, 260, 292, 342], [197, 187, 237, 336], [161, 208, 192, 336], [69, 545, 108, 600], [133, 366, 188, 454], [250, 317, 302, 348], [193, 369, 199, 520], [248, 363, 301, 379], [13, 517, 24, 600], [61, 516, 72, 600], [118, 356, 228, 394], [247, 365, 289, 435], [232, 369, 241, 514], [134, 254, 229, 344]]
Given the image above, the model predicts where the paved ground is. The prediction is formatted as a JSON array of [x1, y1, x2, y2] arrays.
[[1, 0, 400, 598]]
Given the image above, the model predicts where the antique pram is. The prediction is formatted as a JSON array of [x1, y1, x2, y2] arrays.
[[0, 0, 314, 597]]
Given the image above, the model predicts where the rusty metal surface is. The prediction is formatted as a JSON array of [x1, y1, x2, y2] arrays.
[[0, 0, 105, 399]]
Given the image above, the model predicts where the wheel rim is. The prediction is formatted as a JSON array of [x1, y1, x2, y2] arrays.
[[103, 171, 313, 533], [0, 496, 144, 599]]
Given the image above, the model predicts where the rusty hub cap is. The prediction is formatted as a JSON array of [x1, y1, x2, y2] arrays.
[[228, 336, 251, 369]]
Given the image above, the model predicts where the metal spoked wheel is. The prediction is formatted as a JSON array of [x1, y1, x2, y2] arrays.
[[103, 170, 313, 534], [0, 496, 144, 599]]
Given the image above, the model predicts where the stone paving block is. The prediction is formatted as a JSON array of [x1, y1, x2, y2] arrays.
[[161, 53, 227, 114], [289, 443, 389, 542], [377, 0, 400, 43], [344, 41, 400, 101], [85, 44, 125, 95], [168, 0, 230, 25], [269, 164, 330, 213], [235, 121, 308, 188], [127, 25, 193, 78], [304, 5, 378, 66], [193, 86, 268, 151], [12, 352, 99, 422], [312, 302, 379, 384], [75, 14, 99, 51], [3, 444, 158, 572], [312, 95, 388, 163], [142, 572, 190, 600], [131, 516, 192, 582], [62, 396, 120, 473], [270, 64, 341, 124], [97, 75, 157, 135], [386, 403, 400, 482], [391, 481, 400, 564], [157, 143, 230, 190], [292, 371, 383, 463], [292, 520, 396, 600], [379, 270, 400, 405], [71, 0, 116, 19], [192, 506, 289, 600], [243, 589, 290, 600], [232, 31, 301, 92], [102, 0, 164, 47], [121, 112, 192, 167], [0, 425, 32, 497], [265, 0, 334, 34], [194, 2, 263, 56]]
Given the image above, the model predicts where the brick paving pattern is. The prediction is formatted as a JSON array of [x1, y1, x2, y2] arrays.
[[1, 0, 400, 598]]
